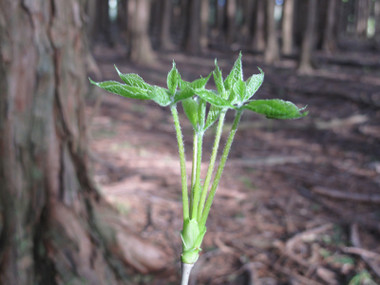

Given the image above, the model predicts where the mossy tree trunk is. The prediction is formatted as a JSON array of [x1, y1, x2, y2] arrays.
[[0, 1, 166, 284]]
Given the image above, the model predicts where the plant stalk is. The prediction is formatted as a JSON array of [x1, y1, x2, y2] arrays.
[[197, 111, 226, 220], [171, 104, 189, 221], [181, 262, 194, 285], [200, 109, 243, 229]]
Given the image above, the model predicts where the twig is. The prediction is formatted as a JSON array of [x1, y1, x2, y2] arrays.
[[313, 187, 380, 204], [349, 224, 380, 279]]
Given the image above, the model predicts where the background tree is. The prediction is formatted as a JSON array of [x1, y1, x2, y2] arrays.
[[322, 0, 338, 52], [282, 0, 295, 55], [298, 0, 318, 74], [128, 0, 155, 64], [0, 0, 165, 284], [264, 0, 280, 63], [252, 0, 266, 52], [183, 0, 201, 53]]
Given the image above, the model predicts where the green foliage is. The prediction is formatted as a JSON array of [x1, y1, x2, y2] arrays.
[[90, 53, 308, 272]]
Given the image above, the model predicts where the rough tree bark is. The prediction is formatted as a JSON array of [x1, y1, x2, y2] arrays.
[[298, 0, 318, 74], [264, 0, 280, 64], [128, 0, 156, 64], [0, 1, 166, 284], [282, 0, 295, 55]]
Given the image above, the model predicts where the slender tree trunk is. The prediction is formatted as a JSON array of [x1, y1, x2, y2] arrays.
[[298, 0, 318, 74], [158, 0, 173, 50], [225, 0, 237, 43], [282, 0, 295, 55], [241, 0, 255, 40], [264, 0, 280, 63], [322, 0, 338, 53], [200, 0, 210, 50], [375, 0, 380, 48], [129, 0, 155, 64], [252, 0, 266, 51], [356, 0, 370, 38], [0, 1, 166, 284], [183, 0, 201, 53]]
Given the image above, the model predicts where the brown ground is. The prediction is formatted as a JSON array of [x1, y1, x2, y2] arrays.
[[88, 43, 380, 285]]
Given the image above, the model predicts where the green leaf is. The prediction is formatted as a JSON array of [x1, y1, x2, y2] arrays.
[[190, 72, 212, 89], [167, 61, 180, 95], [149, 86, 171, 106], [243, 99, 308, 119], [89, 79, 150, 100], [224, 52, 243, 91], [114, 66, 151, 90], [182, 97, 200, 129], [205, 105, 222, 130], [173, 87, 194, 104], [195, 89, 231, 108], [213, 60, 226, 99], [233, 79, 246, 103], [245, 68, 264, 101]]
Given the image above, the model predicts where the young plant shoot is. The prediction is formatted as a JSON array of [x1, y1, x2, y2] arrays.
[[90, 53, 307, 284]]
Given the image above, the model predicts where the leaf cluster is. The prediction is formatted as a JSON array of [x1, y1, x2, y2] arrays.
[[90, 53, 307, 130]]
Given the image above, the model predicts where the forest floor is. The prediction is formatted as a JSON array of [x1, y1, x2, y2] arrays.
[[88, 43, 380, 285]]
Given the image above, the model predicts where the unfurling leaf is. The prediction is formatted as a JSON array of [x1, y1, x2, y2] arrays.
[[205, 105, 222, 130], [89, 79, 150, 100], [182, 97, 200, 129], [149, 86, 171, 106], [245, 68, 264, 101], [243, 99, 308, 119], [195, 89, 231, 108], [115, 66, 151, 90], [167, 61, 180, 95], [224, 52, 243, 91], [213, 60, 226, 99]]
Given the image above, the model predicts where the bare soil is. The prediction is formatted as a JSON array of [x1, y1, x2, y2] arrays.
[[88, 43, 380, 285]]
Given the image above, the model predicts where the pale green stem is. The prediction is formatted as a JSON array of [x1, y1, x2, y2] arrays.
[[200, 109, 243, 229], [197, 111, 226, 221], [190, 130, 203, 220], [170, 105, 189, 221]]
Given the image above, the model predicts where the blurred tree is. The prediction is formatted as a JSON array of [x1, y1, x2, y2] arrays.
[[356, 0, 370, 38], [264, 0, 280, 63], [0, 0, 166, 284], [298, 0, 318, 73], [96, 0, 113, 44], [376, 0, 380, 47], [282, 0, 295, 55], [225, 0, 237, 43], [158, 0, 174, 49], [252, 0, 266, 51], [322, 0, 338, 53], [200, 0, 210, 50], [128, 0, 155, 63], [183, 0, 201, 53]]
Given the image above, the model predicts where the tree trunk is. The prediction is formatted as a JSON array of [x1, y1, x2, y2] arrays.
[[183, 0, 201, 53], [225, 0, 237, 44], [282, 0, 295, 55], [158, 0, 173, 50], [252, 0, 266, 52], [200, 0, 210, 50], [129, 0, 155, 64], [298, 0, 317, 74], [356, 0, 370, 38], [375, 0, 380, 48], [322, 0, 338, 53], [0, 1, 166, 284], [264, 0, 280, 63]]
